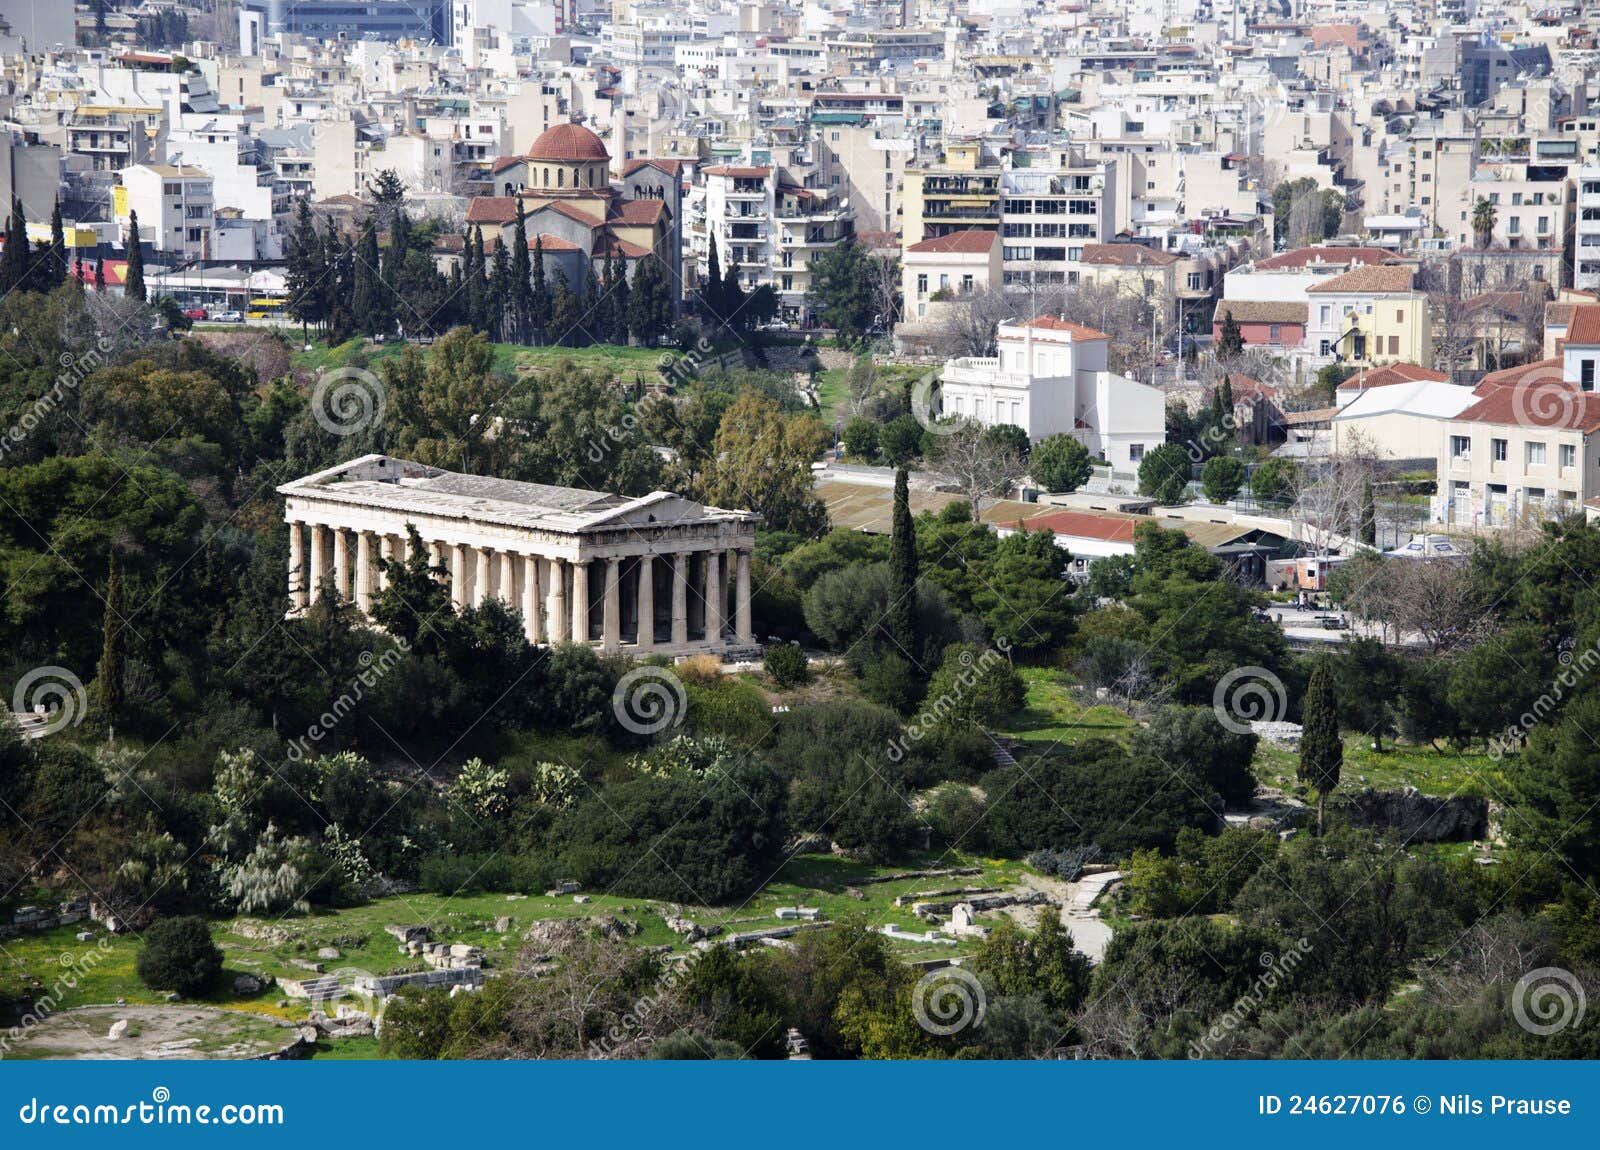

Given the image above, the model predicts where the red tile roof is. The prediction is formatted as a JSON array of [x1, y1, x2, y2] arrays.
[[622, 158, 684, 178], [1002, 511, 1139, 544], [1454, 382, 1600, 432], [465, 196, 519, 225], [526, 122, 610, 162], [593, 236, 649, 259], [610, 198, 667, 225], [906, 230, 998, 255], [1080, 242, 1180, 266], [1475, 357, 1564, 394], [1012, 315, 1111, 341], [1342, 363, 1448, 390], [1305, 265, 1415, 293], [1256, 245, 1394, 271], [1566, 303, 1600, 345], [530, 234, 583, 252], [490, 155, 526, 174]]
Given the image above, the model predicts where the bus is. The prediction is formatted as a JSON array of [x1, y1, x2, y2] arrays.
[[247, 297, 287, 320]]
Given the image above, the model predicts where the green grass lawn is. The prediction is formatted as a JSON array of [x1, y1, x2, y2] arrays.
[[996, 668, 1136, 746], [285, 336, 676, 383], [0, 852, 1027, 1023], [1253, 736, 1503, 800]]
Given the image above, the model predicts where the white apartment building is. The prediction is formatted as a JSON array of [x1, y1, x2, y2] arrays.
[[1577, 166, 1600, 293], [118, 163, 214, 259], [938, 316, 1165, 473], [999, 157, 1118, 290]]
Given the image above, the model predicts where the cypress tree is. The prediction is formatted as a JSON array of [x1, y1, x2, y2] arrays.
[[886, 467, 919, 657], [489, 238, 510, 342], [97, 552, 126, 737], [609, 251, 630, 344], [352, 220, 384, 335], [466, 226, 488, 334], [511, 204, 533, 342], [527, 232, 547, 345], [703, 235, 723, 323], [125, 209, 146, 301], [548, 267, 579, 347], [1359, 479, 1377, 547], [0, 199, 28, 295], [580, 257, 601, 346], [48, 199, 66, 289], [1298, 659, 1343, 836], [73, 254, 85, 292], [94, 259, 106, 293], [286, 198, 324, 335]]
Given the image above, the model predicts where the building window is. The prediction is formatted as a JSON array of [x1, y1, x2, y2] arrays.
[[1527, 442, 1547, 466], [1562, 444, 1577, 468], [1492, 438, 1508, 462], [1451, 435, 1471, 459], [1389, 335, 1399, 356], [1585, 361, 1596, 391], [916, 273, 927, 295], [1129, 443, 1145, 462]]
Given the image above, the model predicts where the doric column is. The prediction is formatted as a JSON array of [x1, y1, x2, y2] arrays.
[[474, 546, 492, 607], [522, 554, 540, 644], [636, 554, 654, 651], [451, 543, 468, 609], [288, 522, 307, 610], [378, 534, 395, 591], [704, 550, 722, 643], [547, 558, 568, 643], [355, 531, 373, 613], [308, 524, 325, 602], [736, 549, 753, 644], [602, 558, 621, 653], [332, 528, 351, 601], [671, 553, 688, 648], [500, 552, 516, 605], [571, 560, 590, 644]]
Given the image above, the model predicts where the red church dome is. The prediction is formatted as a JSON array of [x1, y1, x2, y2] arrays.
[[526, 122, 610, 163]]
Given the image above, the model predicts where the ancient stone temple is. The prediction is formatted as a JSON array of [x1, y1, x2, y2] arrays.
[[278, 456, 759, 655]]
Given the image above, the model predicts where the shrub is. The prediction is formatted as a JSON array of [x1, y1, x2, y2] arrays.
[[136, 916, 223, 995], [763, 642, 810, 688], [861, 651, 921, 713]]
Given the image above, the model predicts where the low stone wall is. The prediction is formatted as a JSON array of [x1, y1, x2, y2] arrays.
[[1341, 787, 1488, 842]]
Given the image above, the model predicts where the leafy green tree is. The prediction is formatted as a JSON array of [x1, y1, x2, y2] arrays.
[[878, 413, 925, 465], [973, 527, 1075, 655], [1332, 637, 1403, 751], [1131, 704, 1259, 803], [626, 254, 674, 344], [1138, 442, 1193, 504], [843, 415, 879, 461], [1031, 433, 1092, 493], [806, 239, 879, 343], [702, 390, 829, 534], [137, 916, 222, 994], [1200, 455, 1246, 504], [969, 912, 1091, 1013], [1251, 457, 1299, 504], [1299, 659, 1342, 835], [763, 642, 809, 687], [1508, 692, 1600, 878]]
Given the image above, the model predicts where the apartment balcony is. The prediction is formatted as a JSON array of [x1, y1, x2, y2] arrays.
[[925, 206, 999, 221]]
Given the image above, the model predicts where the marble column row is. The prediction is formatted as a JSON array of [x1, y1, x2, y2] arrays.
[[288, 521, 754, 650]]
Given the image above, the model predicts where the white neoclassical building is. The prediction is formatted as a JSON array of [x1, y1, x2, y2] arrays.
[[278, 456, 760, 655]]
